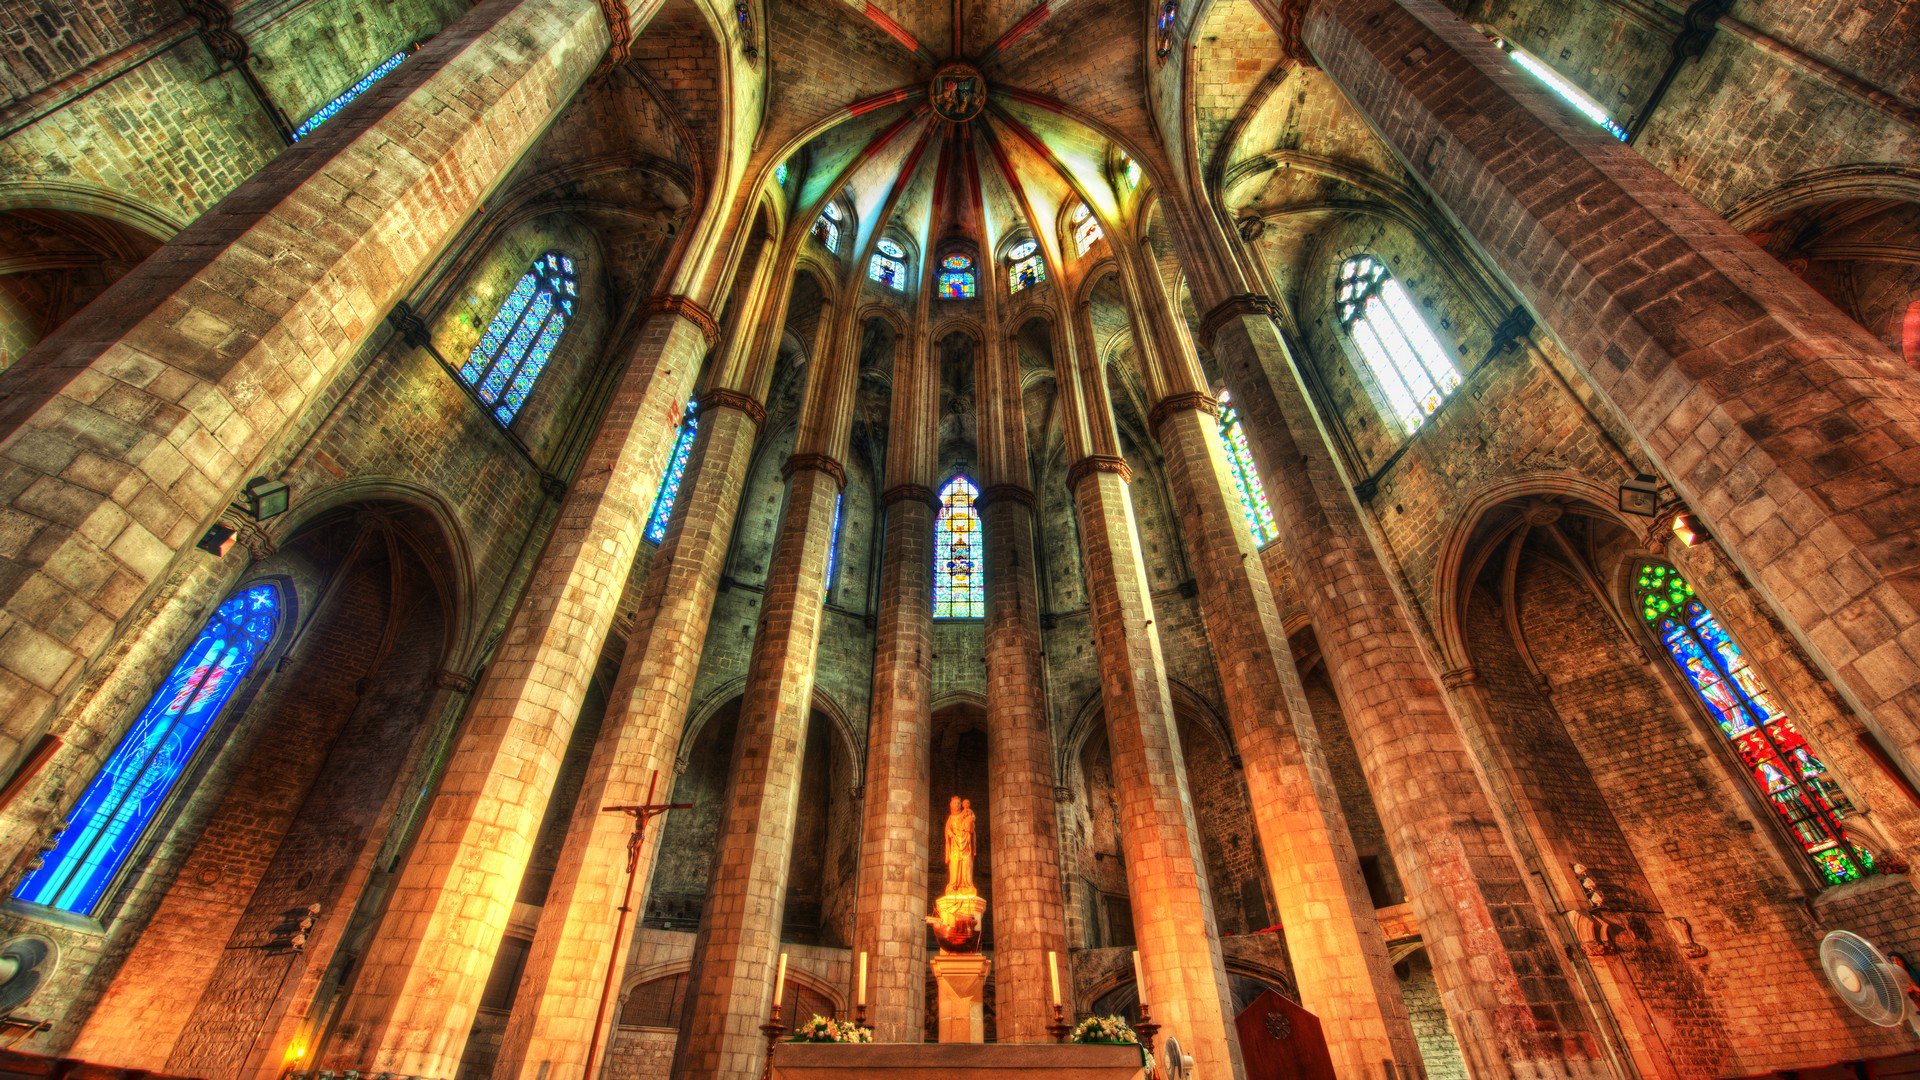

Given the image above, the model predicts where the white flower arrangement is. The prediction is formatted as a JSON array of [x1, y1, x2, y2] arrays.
[[789, 1014, 875, 1043], [1070, 1014, 1153, 1071]]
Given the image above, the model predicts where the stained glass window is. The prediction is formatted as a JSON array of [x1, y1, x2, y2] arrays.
[[291, 50, 409, 141], [17, 584, 281, 915], [934, 475, 984, 618], [870, 239, 908, 290], [459, 251, 576, 425], [775, 162, 790, 186], [1217, 391, 1277, 546], [1492, 37, 1630, 142], [1120, 154, 1141, 189], [938, 255, 977, 300], [1007, 240, 1044, 294], [1155, 0, 1178, 60], [1071, 204, 1102, 257], [645, 399, 699, 544], [813, 203, 843, 253], [1335, 254, 1460, 434], [823, 492, 845, 596], [1636, 563, 1872, 886]]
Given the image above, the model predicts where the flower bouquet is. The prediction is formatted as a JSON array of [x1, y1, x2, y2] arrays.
[[1071, 1014, 1153, 1072], [789, 1014, 874, 1043]]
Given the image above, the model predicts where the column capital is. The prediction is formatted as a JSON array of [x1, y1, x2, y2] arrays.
[[645, 293, 720, 346], [783, 452, 847, 489], [882, 483, 942, 512], [434, 669, 478, 694], [1439, 665, 1480, 690], [1066, 454, 1132, 491], [1146, 391, 1221, 441], [1199, 293, 1282, 348], [975, 484, 1038, 513], [697, 386, 767, 428]]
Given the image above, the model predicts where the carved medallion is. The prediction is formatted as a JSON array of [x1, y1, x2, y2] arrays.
[[930, 63, 987, 123], [1264, 1012, 1292, 1041]]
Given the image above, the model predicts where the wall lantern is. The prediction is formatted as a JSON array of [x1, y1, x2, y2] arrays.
[[1618, 474, 1665, 518], [238, 477, 292, 522], [196, 477, 291, 558]]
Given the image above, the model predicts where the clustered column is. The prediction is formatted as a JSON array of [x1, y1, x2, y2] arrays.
[[671, 450, 848, 1080], [1204, 295, 1609, 1077], [1057, 306, 1243, 1078], [324, 300, 718, 1079], [976, 326, 1067, 1044], [851, 481, 939, 1042], [491, 386, 766, 1080]]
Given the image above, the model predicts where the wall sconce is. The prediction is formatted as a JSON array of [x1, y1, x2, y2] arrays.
[[1618, 474, 1665, 518], [1618, 473, 1709, 547], [237, 477, 291, 522]]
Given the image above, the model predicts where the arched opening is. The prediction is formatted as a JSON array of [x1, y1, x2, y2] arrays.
[[1745, 196, 1920, 362], [0, 207, 162, 369]]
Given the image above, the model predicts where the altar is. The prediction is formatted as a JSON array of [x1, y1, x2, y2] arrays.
[[768, 1042, 1146, 1080]]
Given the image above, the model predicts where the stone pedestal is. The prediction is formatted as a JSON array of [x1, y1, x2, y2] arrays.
[[931, 954, 990, 1043]]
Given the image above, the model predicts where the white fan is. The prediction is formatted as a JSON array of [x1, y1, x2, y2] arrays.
[[1820, 930, 1920, 1034], [1160, 1034, 1195, 1080]]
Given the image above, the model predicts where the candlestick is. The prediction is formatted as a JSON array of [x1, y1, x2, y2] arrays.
[[1048, 950, 1061, 1006], [857, 950, 868, 1007], [1131, 950, 1146, 1007], [1047, 1001, 1073, 1043], [759, 1001, 787, 1080], [1134, 1001, 1160, 1069]]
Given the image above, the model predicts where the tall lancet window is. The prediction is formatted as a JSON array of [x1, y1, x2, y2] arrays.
[[823, 492, 845, 597], [460, 251, 576, 425], [1636, 563, 1873, 885], [1216, 391, 1277, 546], [645, 399, 699, 544], [1335, 254, 1460, 434], [1492, 36, 1630, 142], [17, 584, 282, 915], [291, 48, 411, 141], [934, 475, 984, 618]]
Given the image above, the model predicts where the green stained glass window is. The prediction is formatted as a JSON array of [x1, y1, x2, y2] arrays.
[[1217, 391, 1276, 546]]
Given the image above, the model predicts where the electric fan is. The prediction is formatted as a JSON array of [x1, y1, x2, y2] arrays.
[[1820, 929, 1920, 1033]]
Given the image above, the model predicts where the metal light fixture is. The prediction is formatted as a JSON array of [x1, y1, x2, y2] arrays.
[[1671, 511, 1708, 547], [238, 477, 291, 522], [1618, 473, 1664, 518], [196, 524, 237, 557]]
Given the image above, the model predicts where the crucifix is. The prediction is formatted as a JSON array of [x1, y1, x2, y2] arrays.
[[584, 771, 692, 1080]]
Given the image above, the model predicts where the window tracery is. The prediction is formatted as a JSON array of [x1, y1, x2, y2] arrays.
[[938, 254, 977, 299], [1006, 240, 1044, 293], [1636, 563, 1872, 885], [1071, 204, 1102, 257], [17, 584, 282, 914], [291, 49, 410, 141], [934, 475, 984, 618], [869, 238, 908, 290], [1334, 254, 1460, 434], [645, 399, 699, 544], [460, 251, 576, 425]]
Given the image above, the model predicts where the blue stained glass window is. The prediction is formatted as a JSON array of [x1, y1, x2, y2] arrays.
[[291, 51, 409, 142], [645, 399, 699, 544], [1217, 391, 1277, 546], [938, 255, 976, 300], [933, 475, 984, 618], [1335, 254, 1460, 434], [823, 492, 845, 596], [775, 162, 790, 186], [1635, 563, 1872, 885], [1007, 240, 1044, 294], [460, 252, 576, 425], [17, 584, 281, 915], [1493, 37, 1630, 142]]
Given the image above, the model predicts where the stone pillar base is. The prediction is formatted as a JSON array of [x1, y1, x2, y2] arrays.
[[931, 953, 990, 1043]]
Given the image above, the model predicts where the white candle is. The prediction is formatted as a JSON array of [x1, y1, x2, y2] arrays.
[[1132, 950, 1147, 1007], [774, 952, 789, 1009], [1048, 951, 1061, 1007], [857, 951, 868, 1007]]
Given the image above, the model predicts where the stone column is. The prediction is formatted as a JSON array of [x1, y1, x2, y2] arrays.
[[671, 450, 847, 1080], [1203, 296, 1608, 1077], [490, 388, 765, 1080], [1150, 396, 1420, 1077], [1116, 245, 1419, 1074], [0, 0, 607, 776], [1302, 0, 1920, 781], [976, 328, 1066, 1045], [323, 299, 720, 1078], [851, 484, 937, 1042], [1056, 304, 1242, 1078]]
